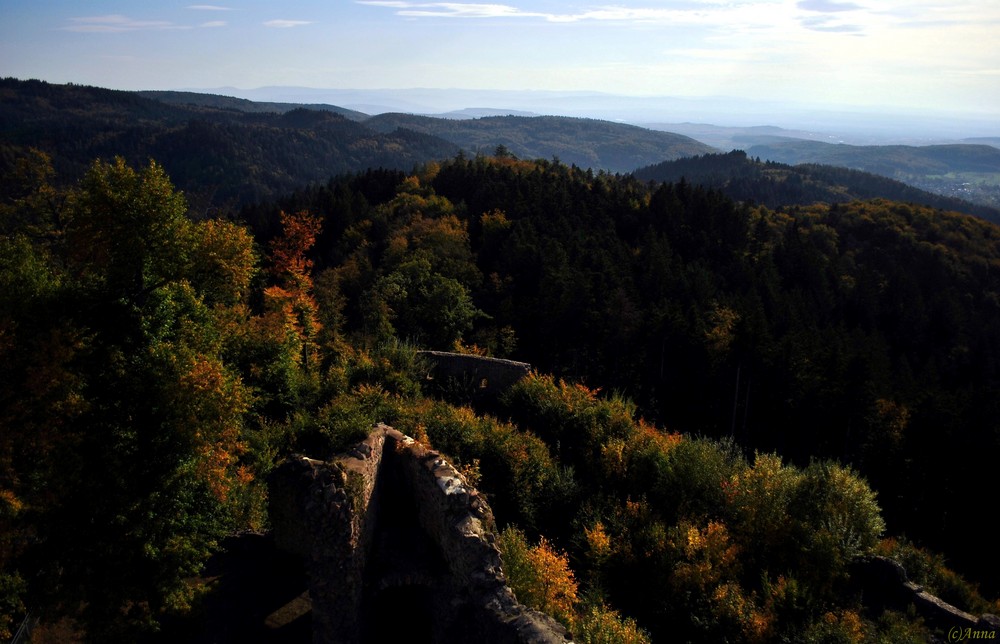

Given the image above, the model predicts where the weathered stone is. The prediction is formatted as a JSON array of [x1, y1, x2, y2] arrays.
[[418, 350, 532, 396], [853, 555, 997, 638], [269, 424, 570, 644]]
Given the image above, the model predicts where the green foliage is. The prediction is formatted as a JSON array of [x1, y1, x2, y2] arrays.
[[790, 462, 886, 583], [867, 609, 933, 644], [502, 373, 638, 471], [4, 141, 999, 641], [372, 256, 482, 347], [0, 155, 271, 640], [496, 369, 902, 640], [68, 157, 191, 298], [402, 398, 576, 531]]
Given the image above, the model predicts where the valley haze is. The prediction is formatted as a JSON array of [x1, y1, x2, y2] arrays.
[[189, 86, 998, 146]]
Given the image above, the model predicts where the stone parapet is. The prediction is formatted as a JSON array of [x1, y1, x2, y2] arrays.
[[418, 350, 532, 396], [269, 424, 569, 643]]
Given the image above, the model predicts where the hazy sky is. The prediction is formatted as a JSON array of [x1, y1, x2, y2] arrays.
[[2, 0, 999, 115]]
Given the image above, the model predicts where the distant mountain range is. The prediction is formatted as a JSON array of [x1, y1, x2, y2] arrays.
[[188, 85, 1000, 143], [743, 140, 1000, 174], [139, 90, 371, 121], [1, 78, 997, 219], [0, 79, 709, 210], [144, 89, 715, 171]]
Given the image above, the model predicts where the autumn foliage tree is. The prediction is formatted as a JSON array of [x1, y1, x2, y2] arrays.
[[0, 156, 259, 640]]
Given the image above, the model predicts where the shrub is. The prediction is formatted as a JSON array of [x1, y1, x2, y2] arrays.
[[499, 527, 578, 630], [574, 600, 651, 644]]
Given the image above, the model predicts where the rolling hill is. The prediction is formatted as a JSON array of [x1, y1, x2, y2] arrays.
[[744, 139, 1000, 209], [1, 79, 713, 211], [137, 89, 371, 121], [633, 150, 1000, 222], [363, 112, 716, 173], [0, 78, 459, 211]]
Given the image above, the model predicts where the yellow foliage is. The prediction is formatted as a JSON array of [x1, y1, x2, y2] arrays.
[[672, 520, 740, 591], [820, 610, 865, 643], [726, 452, 800, 538], [531, 537, 579, 626], [191, 218, 256, 305], [480, 209, 512, 234], [872, 398, 910, 444], [705, 303, 740, 356], [600, 438, 627, 478], [458, 458, 482, 488], [0, 489, 23, 515], [585, 521, 612, 561], [499, 527, 578, 631], [575, 603, 651, 644], [452, 338, 490, 356]]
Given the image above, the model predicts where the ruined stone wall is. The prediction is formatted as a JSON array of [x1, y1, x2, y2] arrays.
[[268, 430, 386, 643], [852, 556, 1000, 636], [418, 350, 531, 396], [269, 425, 569, 644], [380, 427, 568, 642]]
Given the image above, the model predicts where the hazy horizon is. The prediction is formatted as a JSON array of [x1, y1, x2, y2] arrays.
[[155, 84, 995, 144], [3, 1, 999, 127]]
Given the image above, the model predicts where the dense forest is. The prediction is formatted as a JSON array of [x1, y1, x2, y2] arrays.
[[11, 78, 994, 221], [361, 112, 714, 171], [0, 78, 707, 215], [3, 145, 999, 642], [0, 78, 459, 211]]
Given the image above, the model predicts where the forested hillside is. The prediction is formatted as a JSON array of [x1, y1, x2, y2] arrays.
[[634, 150, 1000, 222], [3, 147, 999, 641], [137, 90, 371, 121], [0, 78, 459, 210], [0, 79, 711, 214], [255, 155, 1000, 593], [744, 140, 1000, 209], [363, 113, 715, 172]]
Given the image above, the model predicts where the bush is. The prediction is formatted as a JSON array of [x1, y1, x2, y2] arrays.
[[790, 461, 886, 594], [575, 600, 651, 644], [499, 527, 578, 630]]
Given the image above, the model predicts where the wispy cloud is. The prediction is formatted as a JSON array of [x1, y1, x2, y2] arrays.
[[200, 21, 228, 28], [799, 15, 864, 32], [374, 2, 545, 19], [796, 0, 865, 33], [798, 0, 863, 12], [354, 0, 826, 34], [187, 4, 233, 10], [263, 19, 314, 28], [63, 14, 185, 32]]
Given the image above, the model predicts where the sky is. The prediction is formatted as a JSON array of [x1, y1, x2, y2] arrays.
[[2, 0, 999, 118]]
